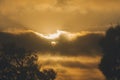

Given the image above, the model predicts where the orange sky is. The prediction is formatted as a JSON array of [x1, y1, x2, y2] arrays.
[[0, 1, 117, 80], [0, 0, 120, 33]]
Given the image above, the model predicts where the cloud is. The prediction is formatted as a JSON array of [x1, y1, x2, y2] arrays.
[[54, 33, 103, 56], [0, 29, 103, 56], [55, 0, 71, 7], [0, 0, 119, 33], [37, 55, 105, 80], [60, 61, 97, 69], [0, 16, 105, 80], [0, 8, 103, 56], [0, 14, 28, 32], [37, 55, 100, 69]]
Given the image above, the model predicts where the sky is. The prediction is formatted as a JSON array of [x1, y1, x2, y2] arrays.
[[0, 0, 119, 80], [0, 31, 105, 80], [0, 0, 120, 33]]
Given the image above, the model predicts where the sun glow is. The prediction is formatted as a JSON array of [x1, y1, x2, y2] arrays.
[[51, 41, 57, 46], [34, 30, 63, 40], [34, 30, 82, 40]]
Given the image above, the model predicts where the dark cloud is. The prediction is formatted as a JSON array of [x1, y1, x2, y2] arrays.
[[54, 33, 103, 56], [60, 61, 98, 69], [0, 32, 50, 52], [38, 59, 98, 69], [0, 31, 103, 56], [0, 13, 103, 56]]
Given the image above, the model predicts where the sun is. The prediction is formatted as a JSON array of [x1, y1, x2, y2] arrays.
[[51, 41, 57, 46]]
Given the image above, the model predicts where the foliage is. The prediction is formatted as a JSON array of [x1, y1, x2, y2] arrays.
[[0, 43, 56, 80], [99, 25, 120, 80]]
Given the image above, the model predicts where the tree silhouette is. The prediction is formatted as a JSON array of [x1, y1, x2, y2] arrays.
[[0, 42, 56, 80], [99, 25, 120, 80]]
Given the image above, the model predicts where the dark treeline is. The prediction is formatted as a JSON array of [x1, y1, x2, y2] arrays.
[[0, 32, 56, 80], [99, 25, 120, 80]]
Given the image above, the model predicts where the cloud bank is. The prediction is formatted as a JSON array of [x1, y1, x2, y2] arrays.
[[37, 55, 105, 80], [0, 13, 103, 56], [0, 30, 103, 56]]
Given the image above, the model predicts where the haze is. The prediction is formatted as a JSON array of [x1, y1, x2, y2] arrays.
[[0, 0, 120, 33], [0, 0, 119, 80]]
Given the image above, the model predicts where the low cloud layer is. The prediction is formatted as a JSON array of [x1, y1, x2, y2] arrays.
[[0, 29, 103, 56], [37, 55, 105, 80]]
